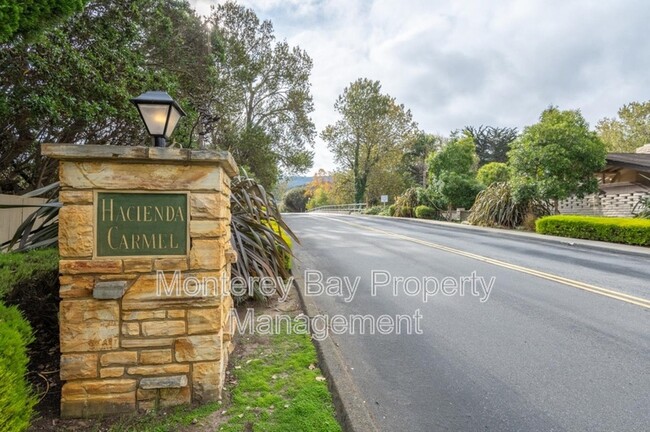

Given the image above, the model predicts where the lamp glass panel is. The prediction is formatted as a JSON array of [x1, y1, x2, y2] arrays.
[[138, 104, 170, 136], [164, 106, 182, 138]]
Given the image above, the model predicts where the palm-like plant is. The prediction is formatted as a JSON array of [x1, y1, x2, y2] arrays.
[[468, 182, 551, 228], [632, 197, 650, 219], [0, 182, 61, 251], [229, 173, 297, 302]]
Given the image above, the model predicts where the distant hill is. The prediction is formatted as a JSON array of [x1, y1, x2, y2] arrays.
[[286, 175, 334, 189], [287, 176, 313, 189]]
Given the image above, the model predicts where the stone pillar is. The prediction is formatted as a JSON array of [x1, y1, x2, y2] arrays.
[[42, 144, 238, 418]]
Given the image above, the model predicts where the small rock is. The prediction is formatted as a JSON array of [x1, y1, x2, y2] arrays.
[[315, 376, 326, 382]]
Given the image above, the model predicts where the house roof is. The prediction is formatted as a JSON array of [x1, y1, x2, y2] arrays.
[[605, 153, 650, 171]]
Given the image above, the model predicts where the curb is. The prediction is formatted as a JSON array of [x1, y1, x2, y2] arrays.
[[292, 261, 380, 432], [351, 214, 650, 259]]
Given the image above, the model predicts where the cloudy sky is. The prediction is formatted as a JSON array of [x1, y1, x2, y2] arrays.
[[190, 0, 650, 174]]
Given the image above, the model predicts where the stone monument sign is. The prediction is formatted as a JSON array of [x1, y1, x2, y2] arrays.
[[42, 144, 237, 418]]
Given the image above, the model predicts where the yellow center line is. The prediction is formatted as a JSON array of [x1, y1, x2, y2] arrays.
[[320, 215, 650, 310]]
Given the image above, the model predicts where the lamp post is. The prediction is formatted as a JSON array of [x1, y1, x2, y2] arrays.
[[130, 91, 186, 147]]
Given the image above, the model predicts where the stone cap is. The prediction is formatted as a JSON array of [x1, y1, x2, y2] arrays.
[[41, 144, 238, 178]]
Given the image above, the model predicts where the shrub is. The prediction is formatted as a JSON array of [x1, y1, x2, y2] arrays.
[[393, 188, 419, 217], [416, 186, 447, 212], [434, 172, 484, 211], [388, 204, 396, 216], [282, 187, 308, 212], [522, 213, 538, 232], [415, 205, 437, 219], [363, 206, 384, 215], [477, 162, 510, 186], [468, 182, 551, 228], [535, 215, 650, 246], [0, 249, 59, 297], [0, 249, 60, 425], [0, 302, 36, 432]]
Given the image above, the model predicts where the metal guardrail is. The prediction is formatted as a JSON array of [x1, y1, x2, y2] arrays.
[[307, 203, 367, 214]]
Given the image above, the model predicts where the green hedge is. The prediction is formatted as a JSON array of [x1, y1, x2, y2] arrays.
[[0, 248, 59, 297], [0, 302, 36, 432], [415, 205, 437, 219], [0, 249, 57, 432], [363, 206, 383, 215], [535, 215, 650, 246]]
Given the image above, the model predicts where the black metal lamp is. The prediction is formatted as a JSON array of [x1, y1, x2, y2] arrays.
[[130, 91, 186, 147]]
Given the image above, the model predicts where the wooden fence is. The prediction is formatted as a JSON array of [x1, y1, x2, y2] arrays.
[[0, 194, 48, 246]]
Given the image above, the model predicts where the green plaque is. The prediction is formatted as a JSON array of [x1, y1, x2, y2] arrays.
[[96, 192, 188, 257]]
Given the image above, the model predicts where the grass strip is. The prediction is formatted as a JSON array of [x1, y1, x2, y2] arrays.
[[111, 320, 341, 432]]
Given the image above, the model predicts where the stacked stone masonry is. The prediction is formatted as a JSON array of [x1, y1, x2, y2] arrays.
[[43, 144, 238, 418], [559, 191, 650, 217]]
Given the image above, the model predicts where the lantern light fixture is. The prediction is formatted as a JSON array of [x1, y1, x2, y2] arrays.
[[130, 91, 186, 147]]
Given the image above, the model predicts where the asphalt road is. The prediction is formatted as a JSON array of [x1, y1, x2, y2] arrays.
[[285, 214, 650, 432]]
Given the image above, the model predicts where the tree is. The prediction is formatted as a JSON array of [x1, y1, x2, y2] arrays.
[[305, 169, 331, 196], [366, 148, 411, 205], [306, 188, 330, 210], [322, 78, 417, 203], [433, 172, 484, 211], [228, 126, 279, 189], [403, 132, 443, 186], [329, 170, 355, 204], [509, 107, 606, 212], [477, 162, 510, 186], [0, 0, 87, 42], [0, 0, 213, 193], [428, 133, 483, 214], [428, 133, 478, 178], [305, 169, 332, 210], [282, 187, 308, 212], [596, 101, 650, 152], [464, 125, 518, 165], [209, 1, 315, 184]]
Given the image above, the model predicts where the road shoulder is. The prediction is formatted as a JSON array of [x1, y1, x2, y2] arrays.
[[292, 258, 380, 432]]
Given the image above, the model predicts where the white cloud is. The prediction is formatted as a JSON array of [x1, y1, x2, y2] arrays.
[[190, 0, 650, 175]]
